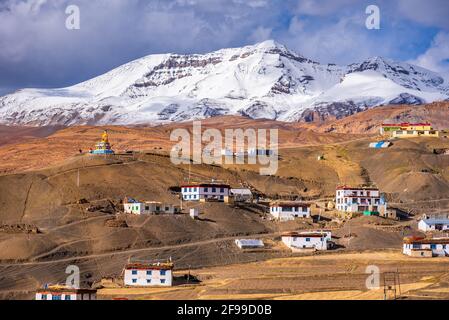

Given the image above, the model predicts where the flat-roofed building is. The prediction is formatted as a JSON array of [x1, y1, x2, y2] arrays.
[[403, 237, 449, 257], [123, 197, 180, 215], [181, 183, 230, 202], [269, 201, 311, 221], [35, 285, 96, 300], [335, 186, 387, 215], [124, 261, 174, 287], [281, 231, 331, 252]]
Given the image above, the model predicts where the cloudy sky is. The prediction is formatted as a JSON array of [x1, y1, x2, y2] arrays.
[[0, 0, 448, 95]]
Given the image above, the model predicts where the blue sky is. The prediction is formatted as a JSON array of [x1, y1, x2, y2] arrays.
[[0, 0, 448, 95]]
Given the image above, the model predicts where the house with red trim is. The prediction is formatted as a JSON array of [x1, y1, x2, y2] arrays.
[[336, 186, 387, 215], [380, 122, 439, 138], [181, 183, 230, 202], [35, 285, 97, 300]]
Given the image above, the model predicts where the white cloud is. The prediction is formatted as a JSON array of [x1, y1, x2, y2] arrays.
[[249, 26, 272, 43], [410, 32, 449, 78]]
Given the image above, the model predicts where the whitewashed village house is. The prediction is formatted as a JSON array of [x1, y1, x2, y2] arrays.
[[35, 285, 97, 300], [335, 186, 387, 215], [269, 201, 311, 221], [123, 197, 180, 215], [235, 239, 264, 249], [418, 214, 449, 232], [189, 208, 199, 219], [403, 237, 449, 257], [181, 183, 230, 202], [124, 261, 174, 287], [282, 231, 331, 252]]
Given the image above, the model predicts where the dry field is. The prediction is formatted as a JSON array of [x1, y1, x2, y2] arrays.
[[98, 250, 449, 300]]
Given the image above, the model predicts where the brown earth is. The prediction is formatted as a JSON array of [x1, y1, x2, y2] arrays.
[[0, 103, 449, 299]]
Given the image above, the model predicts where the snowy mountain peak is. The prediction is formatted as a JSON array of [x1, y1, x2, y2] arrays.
[[0, 41, 448, 126]]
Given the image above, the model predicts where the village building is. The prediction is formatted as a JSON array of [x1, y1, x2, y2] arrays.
[[181, 183, 230, 202], [235, 239, 264, 249], [35, 285, 97, 300], [269, 201, 311, 221], [335, 186, 387, 215], [124, 261, 174, 287], [418, 216, 449, 232], [189, 208, 199, 219], [123, 197, 180, 215], [380, 122, 439, 138], [403, 237, 449, 257], [230, 188, 253, 202], [281, 231, 331, 252]]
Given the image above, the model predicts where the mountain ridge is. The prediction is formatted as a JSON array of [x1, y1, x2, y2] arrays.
[[1, 40, 448, 126]]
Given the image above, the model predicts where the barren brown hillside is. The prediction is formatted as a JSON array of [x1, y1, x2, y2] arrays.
[[311, 102, 449, 134], [0, 105, 449, 299]]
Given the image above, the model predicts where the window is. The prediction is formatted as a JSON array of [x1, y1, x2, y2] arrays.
[[160, 270, 166, 276], [431, 244, 436, 249], [65, 295, 71, 301], [204, 188, 208, 192], [42, 294, 47, 300], [305, 238, 310, 242], [147, 279, 151, 284], [132, 270, 137, 275], [212, 187, 216, 193], [52, 295, 61, 300], [145, 206, 149, 211], [146, 270, 152, 275], [220, 188, 224, 192], [193, 188, 197, 192], [161, 279, 166, 284], [165, 207, 169, 211], [132, 279, 137, 283]]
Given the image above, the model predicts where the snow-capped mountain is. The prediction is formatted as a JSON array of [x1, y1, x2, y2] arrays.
[[1, 40, 448, 126]]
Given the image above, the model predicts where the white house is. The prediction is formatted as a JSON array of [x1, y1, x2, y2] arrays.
[[190, 208, 199, 219], [124, 197, 180, 215], [235, 239, 264, 249], [124, 261, 174, 287], [230, 188, 253, 202], [418, 217, 449, 232], [35, 285, 97, 300], [281, 231, 331, 252], [403, 237, 449, 257], [269, 201, 311, 221], [181, 183, 230, 202], [335, 186, 387, 214]]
